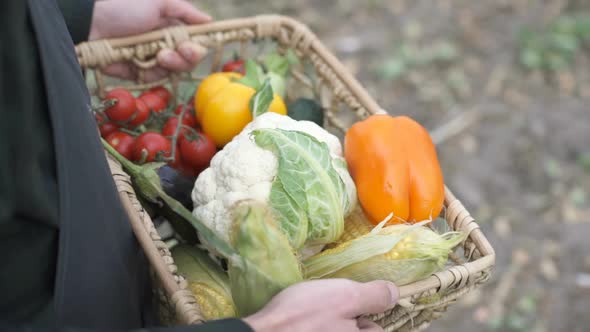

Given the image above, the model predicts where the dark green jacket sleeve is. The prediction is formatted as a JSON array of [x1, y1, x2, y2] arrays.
[[0, 319, 255, 332], [0, 0, 61, 325], [0, 1, 253, 331], [56, 0, 94, 44]]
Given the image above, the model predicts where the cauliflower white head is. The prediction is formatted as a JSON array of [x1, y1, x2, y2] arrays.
[[191, 112, 356, 253]]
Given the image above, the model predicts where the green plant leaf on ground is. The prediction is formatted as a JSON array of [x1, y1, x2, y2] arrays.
[[578, 153, 590, 173], [544, 158, 562, 178], [378, 58, 406, 80], [517, 295, 537, 314], [518, 13, 590, 71], [549, 32, 579, 53], [506, 312, 528, 331], [570, 187, 587, 206], [487, 317, 503, 330], [376, 40, 458, 81], [520, 49, 543, 69]]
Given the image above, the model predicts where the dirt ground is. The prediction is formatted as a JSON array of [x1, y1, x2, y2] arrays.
[[193, 1, 590, 331]]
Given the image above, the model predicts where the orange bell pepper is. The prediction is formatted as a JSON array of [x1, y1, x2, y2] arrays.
[[344, 114, 444, 225]]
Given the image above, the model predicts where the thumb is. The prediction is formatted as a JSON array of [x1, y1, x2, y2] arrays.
[[163, 0, 212, 24], [348, 281, 399, 317]]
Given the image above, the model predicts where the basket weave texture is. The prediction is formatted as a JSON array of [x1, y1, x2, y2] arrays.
[[76, 15, 495, 332]]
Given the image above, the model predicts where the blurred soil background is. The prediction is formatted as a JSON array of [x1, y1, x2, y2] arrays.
[[194, 1, 590, 331]]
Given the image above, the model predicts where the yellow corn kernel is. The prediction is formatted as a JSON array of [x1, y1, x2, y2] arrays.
[[337, 207, 373, 243], [312, 240, 355, 259], [172, 245, 237, 320], [383, 250, 400, 260], [189, 282, 236, 320]]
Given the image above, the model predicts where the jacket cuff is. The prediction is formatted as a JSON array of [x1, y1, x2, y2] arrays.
[[161, 319, 255, 332], [195, 319, 255, 332], [57, 0, 95, 44]]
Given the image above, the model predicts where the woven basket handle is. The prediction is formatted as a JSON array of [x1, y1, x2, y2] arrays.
[[76, 15, 385, 117]]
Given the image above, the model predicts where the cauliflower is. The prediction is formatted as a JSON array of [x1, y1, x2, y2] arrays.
[[191, 113, 356, 254]]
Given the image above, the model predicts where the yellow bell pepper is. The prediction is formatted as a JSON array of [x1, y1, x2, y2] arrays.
[[194, 72, 287, 147]]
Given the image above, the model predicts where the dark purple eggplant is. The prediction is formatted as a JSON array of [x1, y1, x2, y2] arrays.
[[157, 165, 195, 210]]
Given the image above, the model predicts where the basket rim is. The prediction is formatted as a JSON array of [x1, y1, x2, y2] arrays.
[[76, 14, 384, 116], [83, 14, 495, 327]]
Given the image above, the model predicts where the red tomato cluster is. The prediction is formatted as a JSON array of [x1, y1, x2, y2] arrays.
[[221, 57, 245, 74], [95, 86, 216, 178]]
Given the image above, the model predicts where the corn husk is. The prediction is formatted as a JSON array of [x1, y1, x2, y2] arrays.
[[228, 200, 303, 317], [171, 245, 236, 320], [304, 215, 466, 286]]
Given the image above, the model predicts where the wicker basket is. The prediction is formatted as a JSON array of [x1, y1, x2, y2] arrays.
[[76, 15, 495, 331]]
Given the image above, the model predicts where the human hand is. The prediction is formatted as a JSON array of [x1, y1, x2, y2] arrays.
[[89, 0, 212, 81], [244, 279, 399, 332]]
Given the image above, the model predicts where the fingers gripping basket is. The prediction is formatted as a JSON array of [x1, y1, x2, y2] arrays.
[[76, 15, 495, 331]]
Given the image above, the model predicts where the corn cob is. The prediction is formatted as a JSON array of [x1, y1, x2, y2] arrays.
[[337, 206, 374, 243], [304, 220, 465, 286], [228, 200, 303, 316], [171, 245, 236, 320], [188, 282, 236, 320]]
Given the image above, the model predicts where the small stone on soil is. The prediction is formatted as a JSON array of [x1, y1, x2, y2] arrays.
[[576, 273, 590, 289], [539, 258, 559, 281], [473, 306, 490, 323], [494, 216, 511, 239]]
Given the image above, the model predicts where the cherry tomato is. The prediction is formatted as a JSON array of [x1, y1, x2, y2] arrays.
[[174, 104, 197, 128], [148, 86, 171, 105], [176, 161, 199, 178], [139, 92, 167, 114], [179, 132, 216, 173], [132, 132, 172, 162], [104, 88, 136, 122], [166, 148, 198, 177], [95, 113, 119, 138], [128, 98, 151, 127], [106, 131, 135, 160], [99, 122, 119, 138], [222, 58, 245, 74], [161, 116, 191, 139], [167, 148, 184, 169]]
